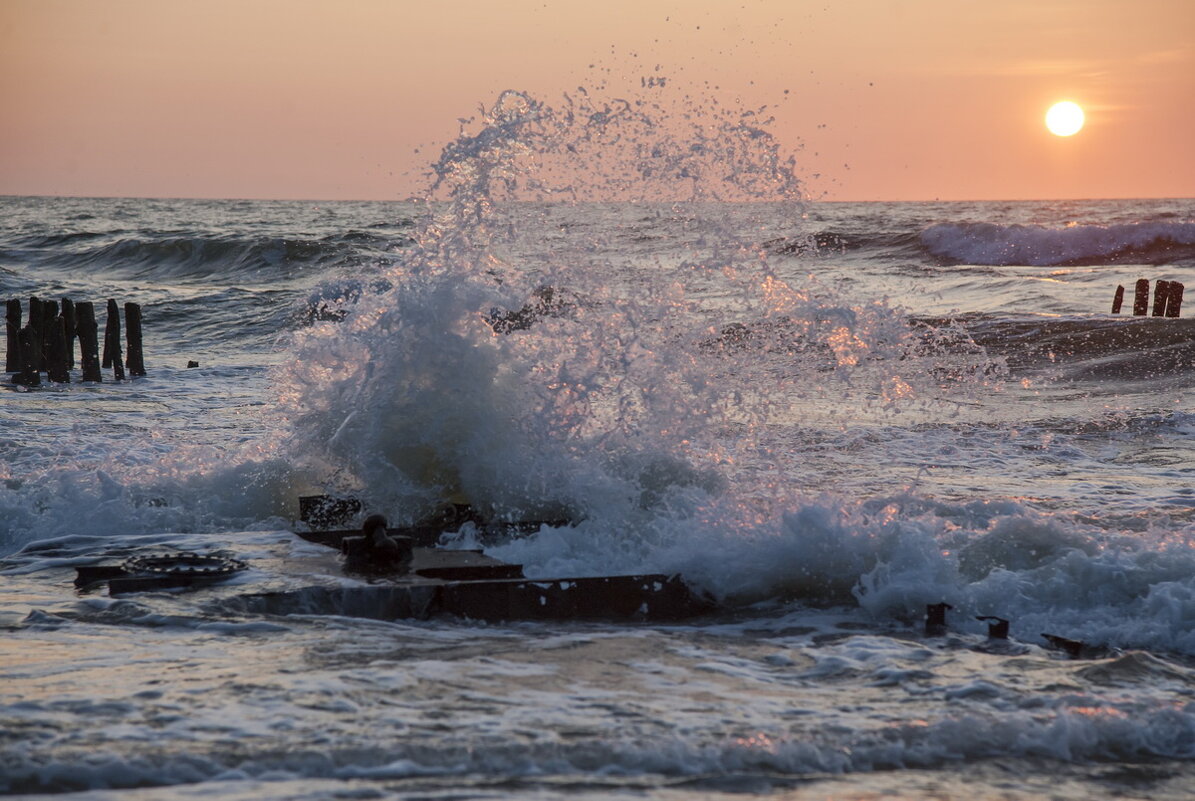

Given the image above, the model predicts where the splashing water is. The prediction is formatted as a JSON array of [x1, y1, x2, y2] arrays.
[[275, 83, 1003, 595]]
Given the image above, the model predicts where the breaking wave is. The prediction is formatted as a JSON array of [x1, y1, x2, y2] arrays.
[[275, 87, 999, 533], [921, 221, 1195, 267], [18, 231, 410, 282]]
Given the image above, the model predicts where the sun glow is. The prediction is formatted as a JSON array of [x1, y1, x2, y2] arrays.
[[1045, 101, 1085, 137]]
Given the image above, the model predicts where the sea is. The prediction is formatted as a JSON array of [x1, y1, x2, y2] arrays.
[[3, 89, 1195, 799]]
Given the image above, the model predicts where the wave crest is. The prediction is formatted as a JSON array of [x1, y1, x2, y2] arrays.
[[921, 221, 1195, 266], [12, 231, 410, 281]]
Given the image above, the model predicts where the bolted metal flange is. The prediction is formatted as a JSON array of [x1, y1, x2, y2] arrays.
[[122, 552, 247, 578]]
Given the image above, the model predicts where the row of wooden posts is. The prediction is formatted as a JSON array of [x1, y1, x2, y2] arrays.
[[5, 297, 145, 386], [1111, 278, 1184, 317]]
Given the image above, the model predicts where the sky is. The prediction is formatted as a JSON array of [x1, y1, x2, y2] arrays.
[[1, 0, 1192, 202]]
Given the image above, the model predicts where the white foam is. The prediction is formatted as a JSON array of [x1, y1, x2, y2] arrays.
[[4, 699, 1194, 794]]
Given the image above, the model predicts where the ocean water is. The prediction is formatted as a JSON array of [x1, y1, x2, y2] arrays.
[[3, 89, 1195, 799]]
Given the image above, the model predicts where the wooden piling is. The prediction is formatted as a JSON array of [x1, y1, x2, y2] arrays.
[[1132, 279, 1150, 316], [8, 296, 146, 381], [1153, 280, 1172, 317], [1166, 282, 1184, 318], [5, 299, 20, 372], [27, 296, 44, 372], [40, 299, 58, 360], [13, 327, 40, 386], [45, 316, 70, 383], [76, 301, 102, 382], [101, 302, 113, 368], [124, 302, 146, 377], [102, 299, 125, 381], [976, 615, 1010, 640], [1111, 285, 1124, 314], [925, 602, 952, 636], [60, 298, 76, 368]]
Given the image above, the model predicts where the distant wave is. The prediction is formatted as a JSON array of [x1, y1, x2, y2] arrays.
[[921, 221, 1195, 266], [11, 231, 410, 280], [768, 230, 922, 257]]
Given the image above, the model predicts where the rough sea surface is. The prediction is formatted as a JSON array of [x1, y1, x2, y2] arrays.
[[3, 89, 1195, 799]]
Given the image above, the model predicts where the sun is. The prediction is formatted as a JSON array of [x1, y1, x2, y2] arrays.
[[1045, 101, 1085, 137]]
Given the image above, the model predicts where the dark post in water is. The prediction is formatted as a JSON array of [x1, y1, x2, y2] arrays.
[[40, 299, 58, 361], [5, 299, 20, 372], [976, 615, 1010, 640], [124, 302, 146, 377], [44, 316, 69, 383], [76, 301, 102, 382], [102, 299, 125, 381], [1165, 282, 1184, 318], [1133, 278, 1150, 316], [14, 327, 40, 386], [1152, 280, 1172, 317], [925, 602, 952, 636], [1110, 285, 1124, 314], [27, 297, 44, 372], [61, 298, 76, 368]]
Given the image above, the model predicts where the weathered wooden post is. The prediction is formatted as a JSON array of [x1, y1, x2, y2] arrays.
[[925, 602, 952, 636], [5, 299, 20, 372], [60, 298, 76, 368], [102, 299, 125, 381], [1132, 278, 1150, 316], [1166, 282, 1184, 318], [124, 302, 146, 377], [27, 296, 44, 372], [101, 302, 113, 368], [1111, 285, 1125, 314], [976, 615, 1010, 640], [40, 299, 58, 360], [76, 301, 102, 382], [45, 316, 70, 383], [1153, 280, 1172, 317], [13, 327, 40, 386]]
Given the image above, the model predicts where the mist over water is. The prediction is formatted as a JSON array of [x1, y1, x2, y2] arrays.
[[2, 80, 1195, 798]]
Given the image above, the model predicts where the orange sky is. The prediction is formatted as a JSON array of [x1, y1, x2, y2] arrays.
[[2, 0, 1192, 201]]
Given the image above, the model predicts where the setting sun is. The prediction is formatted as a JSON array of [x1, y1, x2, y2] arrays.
[[1045, 101, 1086, 137]]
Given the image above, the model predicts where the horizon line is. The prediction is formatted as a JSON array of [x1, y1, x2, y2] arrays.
[[3, 192, 1193, 205]]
